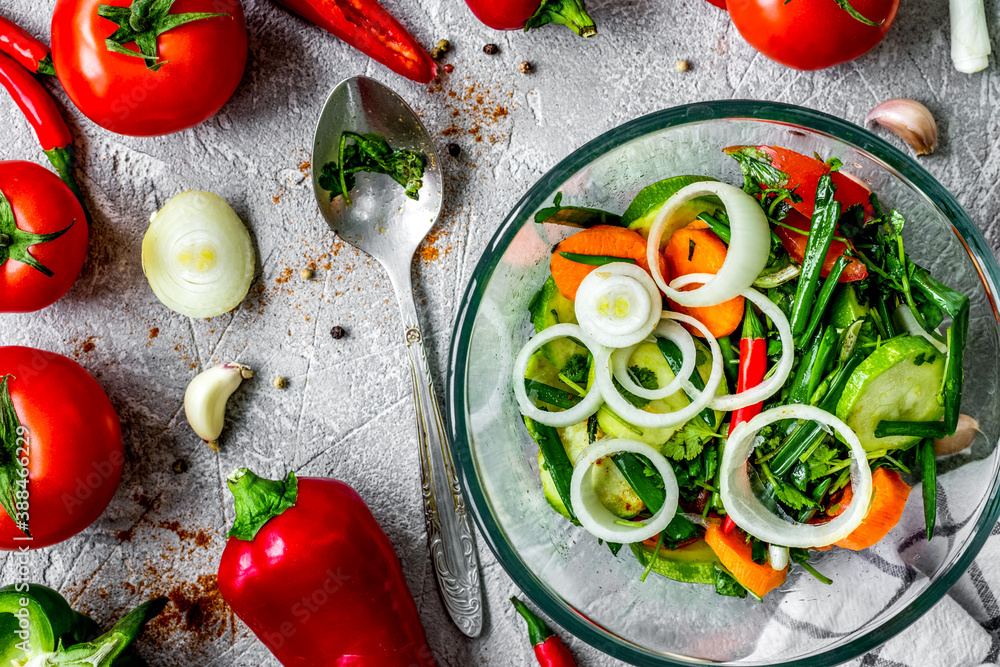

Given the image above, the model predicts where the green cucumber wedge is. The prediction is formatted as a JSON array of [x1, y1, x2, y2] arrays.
[[836, 335, 946, 451], [629, 538, 721, 585], [621, 175, 722, 242]]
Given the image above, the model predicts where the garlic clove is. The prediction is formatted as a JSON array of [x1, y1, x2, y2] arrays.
[[865, 99, 939, 156], [184, 362, 253, 450], [934, 414, 980, 456]]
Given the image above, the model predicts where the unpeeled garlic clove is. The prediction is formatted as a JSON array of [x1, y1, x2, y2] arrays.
[[184, 362, 253, 451], [865, 99, 939, 156], [934, 414, 980, 456]]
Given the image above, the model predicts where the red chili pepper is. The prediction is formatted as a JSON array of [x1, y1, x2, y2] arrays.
[[723, 305, 767, 534], [0, 15, 54, 75], [217, 469, 437, 667], [511, 596, 577, 667], [0, 52, 81, 202], [272, 0, 437, 83]]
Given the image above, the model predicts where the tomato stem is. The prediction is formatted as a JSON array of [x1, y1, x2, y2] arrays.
[[525, 0, 597, 37], [0, 376, 30, 538]]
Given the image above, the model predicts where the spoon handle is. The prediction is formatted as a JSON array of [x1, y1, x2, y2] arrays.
[[394, 277, 484, 638]]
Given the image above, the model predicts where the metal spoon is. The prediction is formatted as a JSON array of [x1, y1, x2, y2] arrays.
[[311, 76, 483, 638]]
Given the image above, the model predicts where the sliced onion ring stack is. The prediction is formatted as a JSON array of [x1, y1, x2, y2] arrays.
[[570, 438, 680, 543], [669, 274, 795, 413], [594, 311, 723, 429], [512, 323, 605, 428], [720, 405, 873, 548], [646, 182, 770, 308], [574, 262, 661, 348]]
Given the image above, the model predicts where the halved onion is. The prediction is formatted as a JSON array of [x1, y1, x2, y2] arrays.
[[593, 312, 723, 429], [610, 319, 695, 401], [512, 323, 604, 428], [646, 182, 770, 308], [575, 263, 661, 348], [142, 191, 255, 318], [670, 274, 794, 413], [720, 404, 873, 548], [570, 438, 679, 543]]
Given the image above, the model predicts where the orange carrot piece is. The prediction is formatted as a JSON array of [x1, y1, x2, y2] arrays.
[[549, 225, 653, 300], [834, 468, 911, 551], [662, 228, 744, 338], [704, 519, 787, 598]]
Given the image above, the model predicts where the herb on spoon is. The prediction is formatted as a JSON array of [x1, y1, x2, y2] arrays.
[[319, 131, 425, 205]]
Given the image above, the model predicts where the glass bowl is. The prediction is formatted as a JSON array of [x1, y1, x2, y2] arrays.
[[447, 101, 1000, 666]]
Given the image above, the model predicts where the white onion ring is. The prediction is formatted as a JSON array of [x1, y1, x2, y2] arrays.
[[570, 438, 680, 543], [720, 404, 873, 548], [594, 312, 723, 429], [513, 324, 605, 428], [646, 182, 770, 308], [575, 263, 661, 348], [610, 319, 696, 401], [768, 544, 789, 571], [670, 274, 794, 413]]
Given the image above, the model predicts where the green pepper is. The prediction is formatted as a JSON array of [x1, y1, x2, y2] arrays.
[[0, 585, 97, 664]]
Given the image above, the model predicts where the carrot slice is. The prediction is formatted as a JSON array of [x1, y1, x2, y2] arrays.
[[833, 468, 911, 551], [549, 225, 652, 300], [662, 227, 745, 338], [704, 519, 787, 598]]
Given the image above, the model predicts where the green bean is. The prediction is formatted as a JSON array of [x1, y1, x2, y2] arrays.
[[717, 335, 740, 387], [558, 252, 637, 266], [789, 174, 841, 336], [696, 212, 732, 244], [524, 380, 580, 410], [611, 452, 666, 512], [920, 439, 937, 540], [874, 420, 947, 439], [798, 255, 848, 348], [523, 417, 577, 522]]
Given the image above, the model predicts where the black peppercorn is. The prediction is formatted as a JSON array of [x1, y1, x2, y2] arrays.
[[331, 326, 346, 339], [483, 43, 499, 55], [447, 143, 461, 158]]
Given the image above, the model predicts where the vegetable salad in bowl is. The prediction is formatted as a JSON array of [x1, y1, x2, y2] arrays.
[[512, 144, 970, 601]]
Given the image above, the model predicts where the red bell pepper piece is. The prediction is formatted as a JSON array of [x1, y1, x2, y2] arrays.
[[0, 15, 54, 75], [0, 51, 81, 202], [723, 306, 767, 534], [511, 596, 577, 667], [774, 210, 868, 283], [217, 468, 438, 667], [272, 0, 437, 83]]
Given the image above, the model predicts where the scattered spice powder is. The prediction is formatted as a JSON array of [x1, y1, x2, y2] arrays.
[[149, 327, 159, 339], [275, 268, 294, 284]]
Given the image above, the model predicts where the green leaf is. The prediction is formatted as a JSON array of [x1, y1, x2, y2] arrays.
[[534, 192, 622, 227], [661, 419, 719, 461], [0, 186, 74, 278], [319, 132, 426, 205], [226, 469, 299, 541], [833, 0, 883, 25], [713, 567, 748, 598], [98, 0, 225, 71], [772, 481, 816, 511]]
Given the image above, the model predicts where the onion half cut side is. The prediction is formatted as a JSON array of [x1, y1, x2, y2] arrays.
[[593, 311, 723, 429], [610, 319, 695, 401], [512, 323, 604, 428], [720, 404, 873, 548], [646, 182, 770, 308], [570, 438, 679, 543], [575, 262, 661, 348], [668, 275, 795, 413]]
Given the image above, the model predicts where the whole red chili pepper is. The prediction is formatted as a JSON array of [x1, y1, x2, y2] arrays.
[[465, 0, 597, 37], [723, 305, 767, 534], [511, 596, 577, 667], [0, 52, 81, 202], [217, 468, 438, 667], [272, 0, 437, 83], [0, 16, 54, 75]]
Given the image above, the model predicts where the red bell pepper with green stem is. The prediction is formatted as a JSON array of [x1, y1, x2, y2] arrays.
[[272, 0, 437, 83], [217, 468, 437, 667], [0, 16, 54, 75], [511, 596, 577, 667], [465, 0, 597, 37], [723, 306, 767, 534], [0, 52, 81, 201]]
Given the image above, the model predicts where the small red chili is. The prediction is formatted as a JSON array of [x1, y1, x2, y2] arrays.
[[0, 51, 81, 201], [511, 596, 577, 667], [0, 15, 54, 75], [723, 305, 766, 534]]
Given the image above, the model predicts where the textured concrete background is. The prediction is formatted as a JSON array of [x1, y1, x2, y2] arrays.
[[0, 0, 996, 664]]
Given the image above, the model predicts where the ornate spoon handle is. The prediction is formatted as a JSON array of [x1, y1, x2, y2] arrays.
[[394, 274, 483, 638]]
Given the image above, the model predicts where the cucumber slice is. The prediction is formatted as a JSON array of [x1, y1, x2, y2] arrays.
[[538, 420, 643, 519], [596, 340, 724, 447], [629, 538, 721, 585], [528, 276, 586, 369], [621, 175, 722, 242], [829, 285, 869, 330], [836, 336, 946, 451]]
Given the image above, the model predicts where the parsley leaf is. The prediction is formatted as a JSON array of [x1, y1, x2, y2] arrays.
[[714, 567, 748, 598], [319, 131, 425, 205], [661, 419, 720, 461]]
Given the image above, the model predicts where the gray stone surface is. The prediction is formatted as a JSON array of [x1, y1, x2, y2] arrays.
[[0, 0, 996, 665]]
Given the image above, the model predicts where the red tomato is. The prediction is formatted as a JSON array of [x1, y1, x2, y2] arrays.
[[726, 145, 874, 220], [705, 0, 728, 9], [51, 0, 248, 137], [465, 0, 540, 30], [0, 347, 124, 550], [0, 161, 88, 313], [727, 0, 898, 70], [776, 210, 868, 282]]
